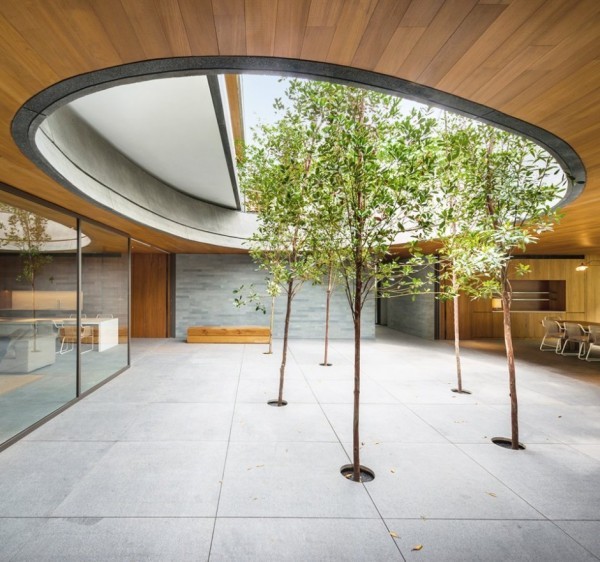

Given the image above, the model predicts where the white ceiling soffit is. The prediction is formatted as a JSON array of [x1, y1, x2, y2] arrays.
[[68, 75, 239, 209], [0, 212, 91, 251]]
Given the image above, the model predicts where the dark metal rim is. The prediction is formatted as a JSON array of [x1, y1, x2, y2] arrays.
[[340, 463, 375, 482], [491, 436, 526, 450], [451, 388, 472, 394], [12, 56, 586, 211]]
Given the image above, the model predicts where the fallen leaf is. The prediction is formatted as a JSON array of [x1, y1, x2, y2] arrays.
[[558, 415, 562, 419], [375, 441, 381, 445], [256, 464, 264, 468], [412, 544, 423, 551], [420, 515, 427, 520], [389, 531, 399, 539], [361, 442, 365, 446], [487, 492, 497, 497], [390, 468, 396, 474], [344, 473, 353, 479]]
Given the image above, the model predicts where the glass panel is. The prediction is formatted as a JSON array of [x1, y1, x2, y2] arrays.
[[80, 221, 129, 393], [0, 194, 78, 445]]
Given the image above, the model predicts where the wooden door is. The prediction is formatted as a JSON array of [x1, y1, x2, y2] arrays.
[[131, 253, 169, 337]]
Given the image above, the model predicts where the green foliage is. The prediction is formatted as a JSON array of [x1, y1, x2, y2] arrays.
[[239, 80, 324, 297], [232, 284, 267, 314], [303, 83, 440, 316], [232, 278, 281, 314], [426, 115, 565, 300], [0, 204, 53, 289]]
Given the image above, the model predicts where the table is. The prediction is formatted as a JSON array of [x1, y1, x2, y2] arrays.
[[71, 318, 119, 352], [0, 316, 119, 352]]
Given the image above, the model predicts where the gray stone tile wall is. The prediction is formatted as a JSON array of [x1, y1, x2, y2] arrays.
[[0, 253, 128, 323], [385, 265, 436, 340], [175, 254, 375, 340]]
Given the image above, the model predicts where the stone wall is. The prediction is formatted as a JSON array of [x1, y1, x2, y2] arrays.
[[385, 265, 436, 340], [175, 254, 375, 339]]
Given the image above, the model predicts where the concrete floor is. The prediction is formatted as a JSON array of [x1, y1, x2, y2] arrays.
[[0, 328, 599, 561]]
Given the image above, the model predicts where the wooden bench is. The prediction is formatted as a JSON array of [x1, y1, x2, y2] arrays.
[[187, 326, 271, 344]]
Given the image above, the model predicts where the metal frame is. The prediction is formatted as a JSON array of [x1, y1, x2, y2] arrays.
[[0, 182, 132, 451]]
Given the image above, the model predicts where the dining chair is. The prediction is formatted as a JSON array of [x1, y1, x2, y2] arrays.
[[540, 319, 563, 352], [560, 322, 589, 358], [585, 325, 600, 361]]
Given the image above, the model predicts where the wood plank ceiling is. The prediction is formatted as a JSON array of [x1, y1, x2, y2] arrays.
[[0, 0, 598, 254]]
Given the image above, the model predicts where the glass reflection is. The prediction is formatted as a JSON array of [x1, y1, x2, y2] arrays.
[[80, 221, 129, 393], [0, 199, 77, 444]]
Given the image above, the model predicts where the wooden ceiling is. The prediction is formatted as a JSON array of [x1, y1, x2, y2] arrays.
[[0, 0, 598, 254]]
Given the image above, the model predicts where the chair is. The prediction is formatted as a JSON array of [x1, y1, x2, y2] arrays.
[[560, 322, 588, 358], [80, 325, 94, 353], [540, 319, 563, 352], [585, 325, 600, 361], [52, 320, 64, 354], [59, 325, 77, 354], [59, 325, 94, 354]]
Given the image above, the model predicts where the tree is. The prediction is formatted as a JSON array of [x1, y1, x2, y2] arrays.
[[454, 123, 565, 449], [0, 204, 52, 350], [309, 214, 344, 367], [240, 82, 323, 406], [309, 83, 438, 480], [430, 116, 505, 395], [232, 278, 280, 355]]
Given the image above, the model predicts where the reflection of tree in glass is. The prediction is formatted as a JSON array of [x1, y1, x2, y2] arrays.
[[0, 204, 53, 350]]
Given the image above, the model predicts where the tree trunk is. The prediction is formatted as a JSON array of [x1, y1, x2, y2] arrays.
[[453, 290, 462, 393], [352, 269, 362, 482], [31, 276, 38, 352], [278, 278, 294, 406], [266, 294, 275, 355], [501, 278, 519, 449], [322, 266, 333, 366]]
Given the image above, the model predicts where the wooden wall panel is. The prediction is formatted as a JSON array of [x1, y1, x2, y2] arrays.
[[0, 1, 599, 257], [444, 258, 588, 340], [131, 254, 169, 338], [584, 254, 600, 323]]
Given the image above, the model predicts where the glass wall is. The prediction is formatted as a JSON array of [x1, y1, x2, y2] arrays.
[[0, 190, 129, 447], [81, 221, 129, 393]]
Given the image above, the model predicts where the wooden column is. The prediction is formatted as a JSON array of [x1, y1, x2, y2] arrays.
[[131, 253, 169, 338]]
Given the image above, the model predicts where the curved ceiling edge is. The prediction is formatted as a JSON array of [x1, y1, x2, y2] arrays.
[[11, 56, 586, 246]]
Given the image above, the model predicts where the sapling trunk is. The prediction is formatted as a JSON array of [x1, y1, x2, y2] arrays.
[[31, 276, 39, 352], [352, 269, 362, 482], [501, 278, 519, 449], [452, 270, 462, 392], [277, 278, 294, 406], [322, 266, 333, 366]]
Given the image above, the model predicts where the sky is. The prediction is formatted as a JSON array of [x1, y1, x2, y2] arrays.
[[240, 74, 290, 143], [240, 74, 440, 146], [238, 74, 566, 201]]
